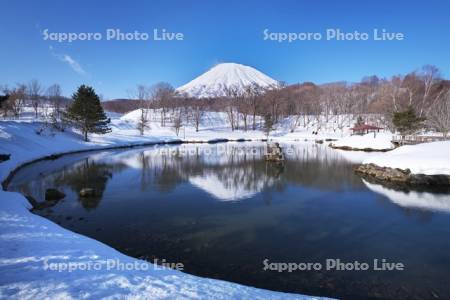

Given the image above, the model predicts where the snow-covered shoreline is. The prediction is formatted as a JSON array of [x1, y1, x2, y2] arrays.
[[362, 141, 450, 175], [0, 120, 330, 299]]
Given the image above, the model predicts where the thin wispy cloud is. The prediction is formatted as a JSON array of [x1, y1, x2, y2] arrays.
[[49, 46, 87, 76], [60, 54, 86, 75]]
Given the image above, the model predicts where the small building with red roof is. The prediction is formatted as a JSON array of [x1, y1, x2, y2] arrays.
[[350, 124, 383, 135]]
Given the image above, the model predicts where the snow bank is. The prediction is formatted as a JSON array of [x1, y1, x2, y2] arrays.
[[0, 120, 327, 299], [331, 132, 394, 151], [363, 141, 450, 175]]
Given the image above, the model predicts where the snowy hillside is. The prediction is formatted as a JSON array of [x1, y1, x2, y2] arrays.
[[176, 63, 279, 98]]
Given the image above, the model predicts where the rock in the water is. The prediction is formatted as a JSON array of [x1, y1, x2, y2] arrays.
[[265, 143, 284, 162], [45, 188, 66, 201], [79, 188, 97, 197], [0, 154, 11, 162]]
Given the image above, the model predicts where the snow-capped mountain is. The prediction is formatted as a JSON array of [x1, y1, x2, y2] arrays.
[[176, 63, 279, 98]]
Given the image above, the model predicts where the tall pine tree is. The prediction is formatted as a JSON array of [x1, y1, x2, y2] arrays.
[[64, 85, 111, 141]]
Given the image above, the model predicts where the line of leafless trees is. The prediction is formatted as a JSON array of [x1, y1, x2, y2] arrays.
[[2, 65, 449, 137], [119, 82, 181, 135], [0, 80, 71, 121], [108, 65, 450, 137]]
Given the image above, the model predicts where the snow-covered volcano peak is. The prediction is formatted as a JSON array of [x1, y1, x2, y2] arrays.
[[176, 63, 279, 98]]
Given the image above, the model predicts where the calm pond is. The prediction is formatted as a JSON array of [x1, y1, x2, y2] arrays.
[[8, 142, 450, 299]]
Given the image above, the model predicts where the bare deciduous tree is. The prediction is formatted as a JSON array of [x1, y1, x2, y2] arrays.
[[153, 82, 174, 127], [418, 65, 442, 117], [190, 101, 205, 132], [172, 110, 183, 136], [28, 79, 43, 118], [223, 85, 241, 131], [47, 84, 63, 119], [428, 90, 450, 138], [244, 83, 264, 130], [127, 85, 153, 135], [9, 84, 27, 118]]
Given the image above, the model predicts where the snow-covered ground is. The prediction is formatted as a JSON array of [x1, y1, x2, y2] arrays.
[[117, 109, 353, 142], [363, 141, 450, 175], [330, 132, 394, 151], [1, 113, 338, 299], [117, 110, 265, 141]]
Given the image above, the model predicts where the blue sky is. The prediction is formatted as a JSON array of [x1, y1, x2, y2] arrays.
[[1, 0, 449, 99]]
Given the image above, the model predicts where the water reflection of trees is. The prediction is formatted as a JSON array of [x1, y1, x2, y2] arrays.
[[282, 144, 364, 190], [26, 143, 365, 206], [137, 151, 186, 193], [54, 158, 126, 209], [132, 143, 362, 201]]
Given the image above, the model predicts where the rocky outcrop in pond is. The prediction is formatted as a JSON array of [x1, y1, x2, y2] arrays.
[[265, 143, 284, 162], [355, 163, 450, 189]]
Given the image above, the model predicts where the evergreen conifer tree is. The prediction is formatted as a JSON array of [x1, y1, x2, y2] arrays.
[[355, 115, 364, 126], [392, 106, 425, 137], [64, 85, 111, 141]]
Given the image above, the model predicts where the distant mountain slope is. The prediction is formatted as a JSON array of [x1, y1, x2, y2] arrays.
[[176, 63, 279, 98]]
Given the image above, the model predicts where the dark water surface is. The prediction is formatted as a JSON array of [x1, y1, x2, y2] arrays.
[[8, 142, 450, 299]]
